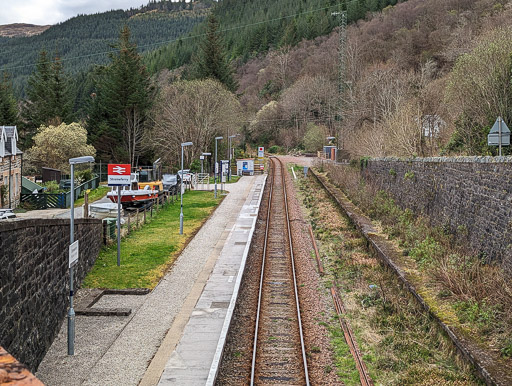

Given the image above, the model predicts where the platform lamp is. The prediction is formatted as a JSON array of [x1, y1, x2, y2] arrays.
[[228, 134, 239, 181], [180, 142, 193, 235], [68, 155, 95, 355], [214, 136, 223, 198], [202, 152, 211, 175]]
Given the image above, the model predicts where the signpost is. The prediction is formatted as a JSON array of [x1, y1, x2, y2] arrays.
[[488, 117, 510, 156], [258, 147, 264, 158], [108, 164, 131, 266]]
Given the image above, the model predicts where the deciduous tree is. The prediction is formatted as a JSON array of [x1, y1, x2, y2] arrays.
[[151, 78, 243, 169], [25, 122, 96, 173]]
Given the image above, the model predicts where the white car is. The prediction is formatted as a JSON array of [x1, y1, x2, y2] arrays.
[[178, 169, 193, 182], [0, 209, 16, 220]]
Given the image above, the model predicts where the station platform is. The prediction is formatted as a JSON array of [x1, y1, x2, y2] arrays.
[[36, 175, 267, 386], [145, 174, 266, 385]]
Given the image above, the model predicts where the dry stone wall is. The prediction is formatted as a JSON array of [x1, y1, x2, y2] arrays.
[[0, 218, 102, 371], [337, 157, 512, 267]]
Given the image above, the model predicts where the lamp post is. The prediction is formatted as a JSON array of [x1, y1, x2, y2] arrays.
[[180, 142, 193, 235], [214, 136, 223, 198], [68, 155, 94, 356], [201, 152, 211, 175], [228, 134, 238, 181]]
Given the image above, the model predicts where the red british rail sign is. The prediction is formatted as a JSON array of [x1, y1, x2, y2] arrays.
[[108, 164, 131, 186]]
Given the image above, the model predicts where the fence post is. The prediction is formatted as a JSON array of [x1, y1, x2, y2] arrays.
[[127, 214, 131, 234], [84, 192, 89, 218], [136, 208, 139, 228], [144, 208, 146, 224], [103, 220, 108, 245]]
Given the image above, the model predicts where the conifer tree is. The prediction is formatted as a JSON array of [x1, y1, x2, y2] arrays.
[[87, 25, 154, 163], [194, 15, 237, 92], [22, 51, 73, 147], [24, 52, 73, 124], [0, 73, 19, 126], [24, 51, 53, 129]]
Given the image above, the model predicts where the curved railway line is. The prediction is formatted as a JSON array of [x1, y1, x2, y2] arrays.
[[250, 157, 310, 385]]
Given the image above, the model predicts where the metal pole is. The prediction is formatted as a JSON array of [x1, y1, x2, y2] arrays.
[[68, 164, 75, 355], [201, 158, 204, 174], [214, 140, 218, 199], [499, 116, 503, 156], [180, 145, 184, 235], [228, 137, 231, 182], [117, 186, 121, 266]]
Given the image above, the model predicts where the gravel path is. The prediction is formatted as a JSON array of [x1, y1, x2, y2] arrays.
[[36, 177, 257, 386]]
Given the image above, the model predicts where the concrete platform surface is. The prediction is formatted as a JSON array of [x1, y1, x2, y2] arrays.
[[36, 176, 264, 386], [156, 175, 266, 385]]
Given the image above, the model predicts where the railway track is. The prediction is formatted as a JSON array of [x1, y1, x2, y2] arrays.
[[250, 157, 310, 385]]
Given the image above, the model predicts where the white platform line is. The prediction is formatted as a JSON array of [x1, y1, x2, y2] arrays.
[[205, 175, 267, 386]]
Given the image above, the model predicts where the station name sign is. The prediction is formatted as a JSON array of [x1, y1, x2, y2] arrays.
[[108, 164, 131, 186]]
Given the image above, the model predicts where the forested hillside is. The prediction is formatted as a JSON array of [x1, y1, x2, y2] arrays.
[[3, 0, 509, 168], [144, 0, 402, 75], [0, 0, 212, 94], [237, 0, 512, 157]]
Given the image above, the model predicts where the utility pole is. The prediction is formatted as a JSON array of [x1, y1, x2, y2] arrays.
[[331, 10, 347, 158]]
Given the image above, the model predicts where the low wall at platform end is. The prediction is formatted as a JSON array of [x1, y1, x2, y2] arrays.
[[0, 218, 102, 371]]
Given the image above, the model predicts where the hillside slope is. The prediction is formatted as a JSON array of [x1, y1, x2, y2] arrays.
[[145, 0, 403, 76], [235, 0, 511, 157], [0, 1, 212, 93], [0, 24, 50, 38]]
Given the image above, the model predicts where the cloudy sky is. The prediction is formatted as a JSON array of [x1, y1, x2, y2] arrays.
[[0, 1, 153, 26]]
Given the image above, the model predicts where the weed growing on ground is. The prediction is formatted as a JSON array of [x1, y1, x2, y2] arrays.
[[295, 173, 480, 384], [323, 162, 512, 358]]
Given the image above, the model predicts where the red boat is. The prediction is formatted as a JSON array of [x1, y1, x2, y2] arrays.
[[107, 173, 158, 208]]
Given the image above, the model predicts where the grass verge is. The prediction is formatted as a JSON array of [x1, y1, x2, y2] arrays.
[[82, 190, 221, 289], [322, 162, 512, 364], [294, 166, 479, 385], [74, 186, 110, 207]]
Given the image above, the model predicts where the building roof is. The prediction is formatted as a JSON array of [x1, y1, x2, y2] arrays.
[[22, 177, 44, 194], [0, 126, 22, 157]]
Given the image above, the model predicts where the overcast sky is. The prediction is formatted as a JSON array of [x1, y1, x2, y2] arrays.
[[0, 1, 154, 26]]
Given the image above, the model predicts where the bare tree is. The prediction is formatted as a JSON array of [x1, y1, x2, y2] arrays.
[[280, 75, 338, 145], [151, 79, 243, 169]]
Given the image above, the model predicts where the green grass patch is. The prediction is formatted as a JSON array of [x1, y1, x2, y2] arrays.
[[208, 175, 241, 184], [74, 186, 110, 207], [82, 191, 221, 289]]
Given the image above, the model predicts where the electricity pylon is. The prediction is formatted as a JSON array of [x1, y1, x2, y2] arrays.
[[331, 10, 347, 154]]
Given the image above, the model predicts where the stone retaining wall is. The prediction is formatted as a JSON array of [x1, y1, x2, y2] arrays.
[[347, 156, 512, 267], [0, 218, 102, 371]]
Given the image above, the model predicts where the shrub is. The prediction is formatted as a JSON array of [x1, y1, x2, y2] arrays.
[[268, 145, 281, 154], [42, 180, 60, 193], [75, 169, 93, 184]]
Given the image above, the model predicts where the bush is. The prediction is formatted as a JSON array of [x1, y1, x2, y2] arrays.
[[268, 145, 281, 154], [189, 159, 201, 173], [75, 169, 93, 184], [42, 181, 60, 193]]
